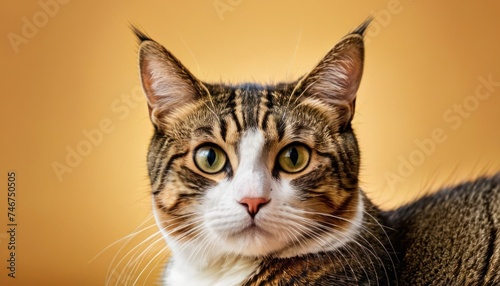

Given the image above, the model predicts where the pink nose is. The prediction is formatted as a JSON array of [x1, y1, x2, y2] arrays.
[[239, 197, 270, 218]]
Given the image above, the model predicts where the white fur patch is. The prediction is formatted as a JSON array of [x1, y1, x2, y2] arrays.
[[231, 129, 270, 200], [164, 255, 259, 286]]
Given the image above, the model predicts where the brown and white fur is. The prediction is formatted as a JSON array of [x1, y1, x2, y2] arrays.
[[135, 20, 398, 285]]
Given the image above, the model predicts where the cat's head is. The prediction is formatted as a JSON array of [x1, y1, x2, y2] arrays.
[[136, 21, 367, 265]]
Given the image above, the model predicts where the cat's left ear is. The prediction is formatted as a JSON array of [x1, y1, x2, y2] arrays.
[[295, 20, 369, 128]]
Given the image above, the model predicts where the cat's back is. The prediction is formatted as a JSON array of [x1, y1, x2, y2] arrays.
[[389, 173, 500, 285]]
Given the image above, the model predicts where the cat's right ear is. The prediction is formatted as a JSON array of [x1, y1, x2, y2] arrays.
[[133, 27, 206, 127]]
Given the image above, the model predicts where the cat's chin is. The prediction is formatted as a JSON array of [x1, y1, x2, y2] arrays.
[[223, 226, 284, 257], [222, 223, 337, 259], [233, 223, 271, 238]]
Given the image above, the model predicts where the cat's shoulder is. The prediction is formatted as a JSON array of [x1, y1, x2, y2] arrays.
[[388, 172, 500, 284], [389, 172, 500, 221]]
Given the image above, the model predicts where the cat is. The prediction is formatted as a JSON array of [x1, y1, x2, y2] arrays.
[[134, 19, 499, 285], [134, 19, 398, 285], [388, 174, 500, 285]]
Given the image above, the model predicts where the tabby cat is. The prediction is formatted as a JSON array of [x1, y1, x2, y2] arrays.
[[134, 20, 397, 285], [134, 20, 499, 285]]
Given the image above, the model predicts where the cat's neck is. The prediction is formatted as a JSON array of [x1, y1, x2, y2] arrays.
[[163, 254, 260, 286]]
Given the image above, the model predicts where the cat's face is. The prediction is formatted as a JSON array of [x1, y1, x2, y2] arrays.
[[136, 25, 366, 264]]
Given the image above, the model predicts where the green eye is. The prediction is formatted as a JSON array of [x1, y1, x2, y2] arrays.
[[278, 144, 310, 173], [194, 145, 227, 174]]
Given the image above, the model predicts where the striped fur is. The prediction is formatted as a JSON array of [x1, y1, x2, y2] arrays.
[[389, 174, 500, 285], [137, 20, 397, 285]]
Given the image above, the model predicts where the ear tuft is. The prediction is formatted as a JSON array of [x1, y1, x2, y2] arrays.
[[351, 17, 372, 37], [130, 25, 153, 43]]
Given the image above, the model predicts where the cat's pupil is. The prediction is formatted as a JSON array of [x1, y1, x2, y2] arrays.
[[289, 147, 299, 166], [207, 148, 216, 166]]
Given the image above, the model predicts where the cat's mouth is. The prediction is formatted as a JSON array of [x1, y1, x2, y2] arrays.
[[227, 224, 278, 256], [233, 221, 271, 238]]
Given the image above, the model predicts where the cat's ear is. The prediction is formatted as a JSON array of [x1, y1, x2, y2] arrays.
[[295, 20, 369, 128], [133, 27, 206, 126]]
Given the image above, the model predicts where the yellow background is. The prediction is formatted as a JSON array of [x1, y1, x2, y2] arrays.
[[1, 1, 499, 285]]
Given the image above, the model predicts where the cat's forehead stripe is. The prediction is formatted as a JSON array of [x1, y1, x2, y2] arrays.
[[229, 94, 243, 133], [219, 117, 228, 142], [225, 87, 268, 130], [214, 87, 270, 142]]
